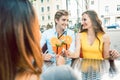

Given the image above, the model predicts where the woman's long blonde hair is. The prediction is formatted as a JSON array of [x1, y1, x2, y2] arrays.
[[0, 0, 43, 80]]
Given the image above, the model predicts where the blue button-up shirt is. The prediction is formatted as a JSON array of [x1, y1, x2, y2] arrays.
[[41, 28, 75, 68]]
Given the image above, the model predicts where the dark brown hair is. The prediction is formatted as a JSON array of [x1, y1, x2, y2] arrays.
[[81, 10, 104, 33]]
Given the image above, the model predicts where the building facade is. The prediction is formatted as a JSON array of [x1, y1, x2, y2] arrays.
[[31, 0, 120, 30], [39, 0, 67, 30], [81, 0, 120, 27]]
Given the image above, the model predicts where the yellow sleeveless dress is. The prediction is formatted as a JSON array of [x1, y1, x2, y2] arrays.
[[80, 32, 104, 73]]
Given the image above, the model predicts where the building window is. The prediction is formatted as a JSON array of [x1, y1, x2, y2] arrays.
[[48, 15, 50, 20], [56, 5, 59, 10], [47, 6, 50, 11], [116, 17, 120, 24], [41, 0, 43, 3], [68, 0, 70, 5], [41, 7, 44, 12], [105, 6, 109, 12], [117, 5, 120, 11], [91, 0, 94, 5], [104, 18, 110, 26], [42, 16, 44, 21]]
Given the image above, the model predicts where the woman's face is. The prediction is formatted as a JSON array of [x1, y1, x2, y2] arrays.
[[81, 13, 93, 29]]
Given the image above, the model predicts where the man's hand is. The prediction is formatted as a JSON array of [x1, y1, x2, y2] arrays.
[[43, 53, 53, 61]]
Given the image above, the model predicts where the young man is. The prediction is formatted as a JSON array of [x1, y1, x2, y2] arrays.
[[41, 10, 75, 71]]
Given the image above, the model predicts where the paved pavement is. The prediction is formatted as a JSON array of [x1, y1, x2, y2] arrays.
[[105, 29, 120, 52]]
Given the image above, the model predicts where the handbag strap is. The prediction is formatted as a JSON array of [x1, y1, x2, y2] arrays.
[[57, 31, 67, 39]]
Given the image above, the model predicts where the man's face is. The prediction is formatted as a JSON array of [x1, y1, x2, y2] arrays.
[[55, 15, 69, 30]]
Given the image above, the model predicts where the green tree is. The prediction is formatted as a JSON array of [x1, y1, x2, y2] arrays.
[[46, 23, 53, 30]]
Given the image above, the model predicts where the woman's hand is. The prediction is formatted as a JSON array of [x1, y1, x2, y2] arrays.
[[64, 50, 71, 58], [43, 53, 53, 61], [56, 55, 65, 66], [109, 49, 120, 59]]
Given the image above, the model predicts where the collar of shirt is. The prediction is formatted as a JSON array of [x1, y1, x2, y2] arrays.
[[53, 27, 67, 36]]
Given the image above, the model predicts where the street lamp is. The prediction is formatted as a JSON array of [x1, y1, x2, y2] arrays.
[[66, 0, 68, 10]]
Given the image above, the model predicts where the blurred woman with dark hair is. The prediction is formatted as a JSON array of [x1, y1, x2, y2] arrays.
[[0, 0, 43, 80]]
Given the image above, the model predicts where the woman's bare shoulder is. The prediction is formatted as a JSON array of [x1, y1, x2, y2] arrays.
[[102, 33, 110, 42]]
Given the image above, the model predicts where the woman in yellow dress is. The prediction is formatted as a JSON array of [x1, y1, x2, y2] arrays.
[[65, 10, 110, 80]]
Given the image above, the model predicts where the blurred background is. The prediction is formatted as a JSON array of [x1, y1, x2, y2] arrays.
[[30, 0, 120, 32]]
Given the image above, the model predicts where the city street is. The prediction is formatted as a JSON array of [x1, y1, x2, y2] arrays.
[[105, 29, 120, 52]]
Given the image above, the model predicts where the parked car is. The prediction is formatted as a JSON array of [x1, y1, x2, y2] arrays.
[[107, 25, 117, 29], [107, 23, 120, 29]]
